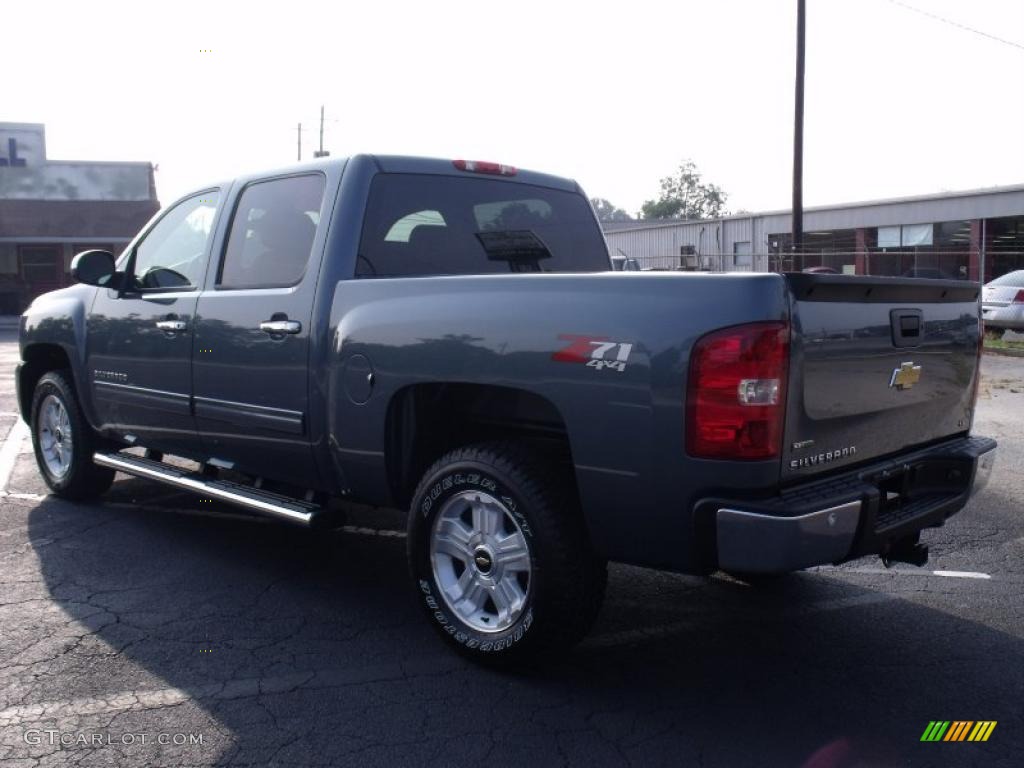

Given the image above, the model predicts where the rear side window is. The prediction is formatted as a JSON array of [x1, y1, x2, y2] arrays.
[[219, 174, 325, 289], [356, 174, 608, 277]]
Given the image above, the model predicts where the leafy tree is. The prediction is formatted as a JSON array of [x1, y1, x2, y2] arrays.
[[640, 160, 728, 220], [589, 197, 632, 222]]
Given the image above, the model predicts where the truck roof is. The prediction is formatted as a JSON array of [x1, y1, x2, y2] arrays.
[[174, 155, 581, 208]]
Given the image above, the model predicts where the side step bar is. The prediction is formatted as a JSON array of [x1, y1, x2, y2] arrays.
[[93, 452, 319, 526]]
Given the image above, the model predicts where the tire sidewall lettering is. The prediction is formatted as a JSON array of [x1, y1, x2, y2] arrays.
[[414, 469, 536, 653]]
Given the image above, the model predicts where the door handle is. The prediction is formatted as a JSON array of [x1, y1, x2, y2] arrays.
[[155, 320, 187, 332], [259, 320, 302, 335]]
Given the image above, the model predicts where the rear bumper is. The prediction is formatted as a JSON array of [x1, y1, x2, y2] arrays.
[[706, 435, 997, 574], [982, 303, 1024, 330]]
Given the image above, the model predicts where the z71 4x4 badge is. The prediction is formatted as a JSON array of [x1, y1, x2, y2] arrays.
[[552, 334, 634, 372]]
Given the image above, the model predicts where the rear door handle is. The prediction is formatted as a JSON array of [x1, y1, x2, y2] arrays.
[[259, 320, 302, 335], [155, 320, 187, 332]]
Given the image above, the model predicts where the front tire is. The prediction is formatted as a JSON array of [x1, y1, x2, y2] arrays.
[[30, 370, 115, 500], [407, 442, 606, 665]]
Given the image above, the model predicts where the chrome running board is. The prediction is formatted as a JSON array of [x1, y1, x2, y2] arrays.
[[93, 451, 319, 526]]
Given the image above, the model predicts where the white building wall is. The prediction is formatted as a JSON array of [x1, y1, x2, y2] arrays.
[[603, 183, 1024, 273], [604, 215, 769, 272]]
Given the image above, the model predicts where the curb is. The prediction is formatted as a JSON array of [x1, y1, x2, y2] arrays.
[[984, 346, 1024, 358]]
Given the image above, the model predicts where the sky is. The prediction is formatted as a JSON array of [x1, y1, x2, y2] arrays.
[[3, 0, 1023, 216]]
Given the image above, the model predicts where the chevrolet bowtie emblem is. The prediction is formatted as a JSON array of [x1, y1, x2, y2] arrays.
[[890, 361, 922, 390]]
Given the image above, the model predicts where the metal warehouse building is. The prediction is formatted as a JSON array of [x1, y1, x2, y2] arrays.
[[602, 183, 1024, 281]]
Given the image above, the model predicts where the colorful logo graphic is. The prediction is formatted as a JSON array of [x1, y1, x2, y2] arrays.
[[889, 361, 922, 390], [552, 334, 633, 372], [920, 721, 996, 742]]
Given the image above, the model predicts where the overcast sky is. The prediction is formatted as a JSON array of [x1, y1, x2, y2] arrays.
[[4, 0, 1022, 215]]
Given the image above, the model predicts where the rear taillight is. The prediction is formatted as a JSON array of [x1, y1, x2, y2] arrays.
[[452, 159, 517, 176], [686, 322, 790, 460], [1013, 289, 1024, 303]]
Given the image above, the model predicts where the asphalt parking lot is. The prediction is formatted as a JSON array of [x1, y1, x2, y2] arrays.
[[0, 328, 1021, 768]]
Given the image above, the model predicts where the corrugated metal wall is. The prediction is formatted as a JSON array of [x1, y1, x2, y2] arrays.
[[603, 185, 1024, 272], [604, 216, 770, 272]]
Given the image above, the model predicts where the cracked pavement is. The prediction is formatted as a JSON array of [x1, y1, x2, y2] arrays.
[[0, 328, 1022, 767]]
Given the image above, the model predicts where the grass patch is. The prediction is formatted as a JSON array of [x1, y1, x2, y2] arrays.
[[984, 337, 1024, 351]]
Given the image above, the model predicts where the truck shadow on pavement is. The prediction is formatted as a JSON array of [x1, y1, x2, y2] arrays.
[[24, 487, 1023, 768]]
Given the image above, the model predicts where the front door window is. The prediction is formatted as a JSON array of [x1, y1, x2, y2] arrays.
[[130, 192, 220, 291]]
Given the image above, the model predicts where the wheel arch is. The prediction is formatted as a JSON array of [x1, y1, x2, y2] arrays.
[[383, 382, 576, 510], [18, 344, 75, 422]]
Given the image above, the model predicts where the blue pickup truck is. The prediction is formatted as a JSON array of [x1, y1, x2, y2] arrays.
[[17, 155, 996, 662]]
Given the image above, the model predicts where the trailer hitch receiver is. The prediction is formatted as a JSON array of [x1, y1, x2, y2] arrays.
[[882, 535, 929, 568]]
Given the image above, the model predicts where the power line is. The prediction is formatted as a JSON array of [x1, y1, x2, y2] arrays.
[[886, 0, 1024, 53]]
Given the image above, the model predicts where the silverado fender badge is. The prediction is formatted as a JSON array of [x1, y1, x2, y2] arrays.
[[552, 334, 633, 372], [889, 361, 922, 390], [93, 369, 128, 383]]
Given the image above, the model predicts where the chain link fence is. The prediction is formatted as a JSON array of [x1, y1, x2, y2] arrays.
[[626, 251, 1024, 280], [627, 254, 761, 272]]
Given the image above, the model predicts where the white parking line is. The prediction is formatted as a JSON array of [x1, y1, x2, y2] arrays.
[[822, 566, 993, 580], [0, 419, 29, 493], [0, 491, 45, 501], [931, 570, 992, 579]]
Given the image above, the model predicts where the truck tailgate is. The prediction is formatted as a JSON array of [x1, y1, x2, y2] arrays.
[[782, 274, 982, 482]]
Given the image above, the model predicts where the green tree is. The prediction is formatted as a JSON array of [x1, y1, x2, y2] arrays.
[[640, 160, 728, 220], [589, 197, 632, 222]]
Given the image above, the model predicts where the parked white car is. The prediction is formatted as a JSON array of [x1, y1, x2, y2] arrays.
[[982, 269, 1024, 336]]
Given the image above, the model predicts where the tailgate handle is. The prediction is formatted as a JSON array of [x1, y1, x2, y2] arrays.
[[891, 309, 923, 348]]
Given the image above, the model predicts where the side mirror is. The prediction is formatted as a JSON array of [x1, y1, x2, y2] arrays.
[[70, 250, 117, 287]]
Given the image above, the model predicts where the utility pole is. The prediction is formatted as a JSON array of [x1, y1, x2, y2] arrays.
[[792, 0, 806, 257], [297, 122, 302, 162], [313, 106, 330, 158], [980, 218, 987, 283]]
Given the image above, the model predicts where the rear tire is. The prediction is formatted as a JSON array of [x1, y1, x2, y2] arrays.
[[30, 370, 115, 500], [407, 441, 606, 665]]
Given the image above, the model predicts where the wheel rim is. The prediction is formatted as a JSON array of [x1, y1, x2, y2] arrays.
[[429, 490, 532, 634], [37, 394, 73, 479]]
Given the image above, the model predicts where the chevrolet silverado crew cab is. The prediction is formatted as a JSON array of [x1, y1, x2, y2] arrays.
[[17, 155, 996, 663]]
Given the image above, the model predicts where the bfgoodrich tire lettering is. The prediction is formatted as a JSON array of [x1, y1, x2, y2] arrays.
[[407, 441, 606, 664], [30, 370, 115, 500]]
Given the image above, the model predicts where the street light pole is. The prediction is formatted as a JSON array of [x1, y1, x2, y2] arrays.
[[792, 0, 806, 258]]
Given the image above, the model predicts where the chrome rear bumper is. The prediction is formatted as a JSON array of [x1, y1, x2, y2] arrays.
[[717, 501, 861, 574], [711, 438, 997, 574]]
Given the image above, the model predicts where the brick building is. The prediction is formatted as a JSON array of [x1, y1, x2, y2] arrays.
[[0, 122, 159, 312]]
